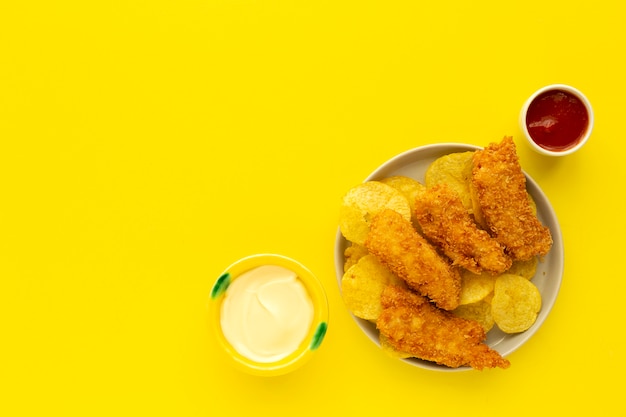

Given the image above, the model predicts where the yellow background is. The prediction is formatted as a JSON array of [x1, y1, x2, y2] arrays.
[[1, 1, 624, 416]]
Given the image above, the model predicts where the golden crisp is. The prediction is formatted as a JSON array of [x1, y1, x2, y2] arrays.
[[341, 254, 404, 321], [491, 274, 542, 333], [380, 175, 426, 226], [459, 269, 496, 305], [343, 243, 369, 273], [425, 151, 475, 213], [507, 256, 539, 280], [452, 300, 495, 333], [377, 285, 510, 370], [471, 137, 553, 261], [339, 181, 411, 246], [365, 209, 461, 311], [415, 183, 512, 275]]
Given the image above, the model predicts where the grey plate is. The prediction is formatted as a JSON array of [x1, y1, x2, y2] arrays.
[[334, 143, 564, 372]]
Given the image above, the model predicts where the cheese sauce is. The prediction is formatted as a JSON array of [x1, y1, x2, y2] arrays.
[[220, 265, 314, 363]]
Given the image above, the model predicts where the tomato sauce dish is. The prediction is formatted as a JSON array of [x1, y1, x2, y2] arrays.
[[520, 84, 593, 156]]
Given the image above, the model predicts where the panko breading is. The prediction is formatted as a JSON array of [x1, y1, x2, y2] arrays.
[[415, 183, 512, 275], [364, 209, 461, 311], [471, 137, 553, 261], [377, 285, 510, 370]]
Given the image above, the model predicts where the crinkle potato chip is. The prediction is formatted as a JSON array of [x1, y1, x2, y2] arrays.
[[425, 151, 475, 213], [507, 256, 539, 280], [341, 255, 405, 321], [459, 269, 495, 305], [491, 274, 542, 333], [339, 181, 411, 245], [379, 175, 426, 224], [343, 243, 369, 273], [452, 300, 494, 333]]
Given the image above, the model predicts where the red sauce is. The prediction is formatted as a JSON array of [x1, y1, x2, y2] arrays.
[[525, 89, 589, 151]]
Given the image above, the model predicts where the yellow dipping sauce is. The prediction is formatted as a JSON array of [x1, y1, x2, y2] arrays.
[[220, 265, 314, 363]]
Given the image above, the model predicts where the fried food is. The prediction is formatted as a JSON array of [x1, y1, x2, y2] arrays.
[[377, 285, 510, 370], [415, 183, 512, 275], [343, 243, 369, 273], [341, 254, 405, 321], [459, 269, 496, 305], [364, 209, 461, 311], [507, 256, 539, 280], [425, 151, 475, 213], [491, 274, 542, 333], [452, 300, 495, 333], [380, 175, 426, 227], [339, 181, 412, 246], [379, 176, 426, 214], [471, 137, 553, 261]]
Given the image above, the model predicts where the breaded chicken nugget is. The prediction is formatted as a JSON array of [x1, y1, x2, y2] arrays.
[[471, 137, 553, 261], [377, 285, 510, 370], [415, 183, 512, 275], [365, 209, 461, 311]]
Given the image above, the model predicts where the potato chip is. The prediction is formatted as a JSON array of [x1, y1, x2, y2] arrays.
[[468, 179, 486, 228], [339, 181, 411, 245], [491, 274, 542, 333], [528, 193, 537, 215], [379, 175, 426, 223], [343, 243, 369, 273], [452, 300, 495, 333], [459, 269, 495, 305], [425, 151, 475, 213], [507, 256, 539, 280], [341, 254, 405, 321], [379, 333, 412, 359]]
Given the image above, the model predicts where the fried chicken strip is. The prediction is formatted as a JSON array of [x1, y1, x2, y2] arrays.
[[414, 183, 512, 275], [471, 137, 553, 261], [365, 208, 461, 311], [377, 285, 510, 370]]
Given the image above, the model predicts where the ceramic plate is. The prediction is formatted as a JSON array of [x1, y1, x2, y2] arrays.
[[334, 143, 564, 371]]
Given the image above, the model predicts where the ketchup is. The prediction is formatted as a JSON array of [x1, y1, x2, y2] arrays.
[[525, 89, 589, 151]]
